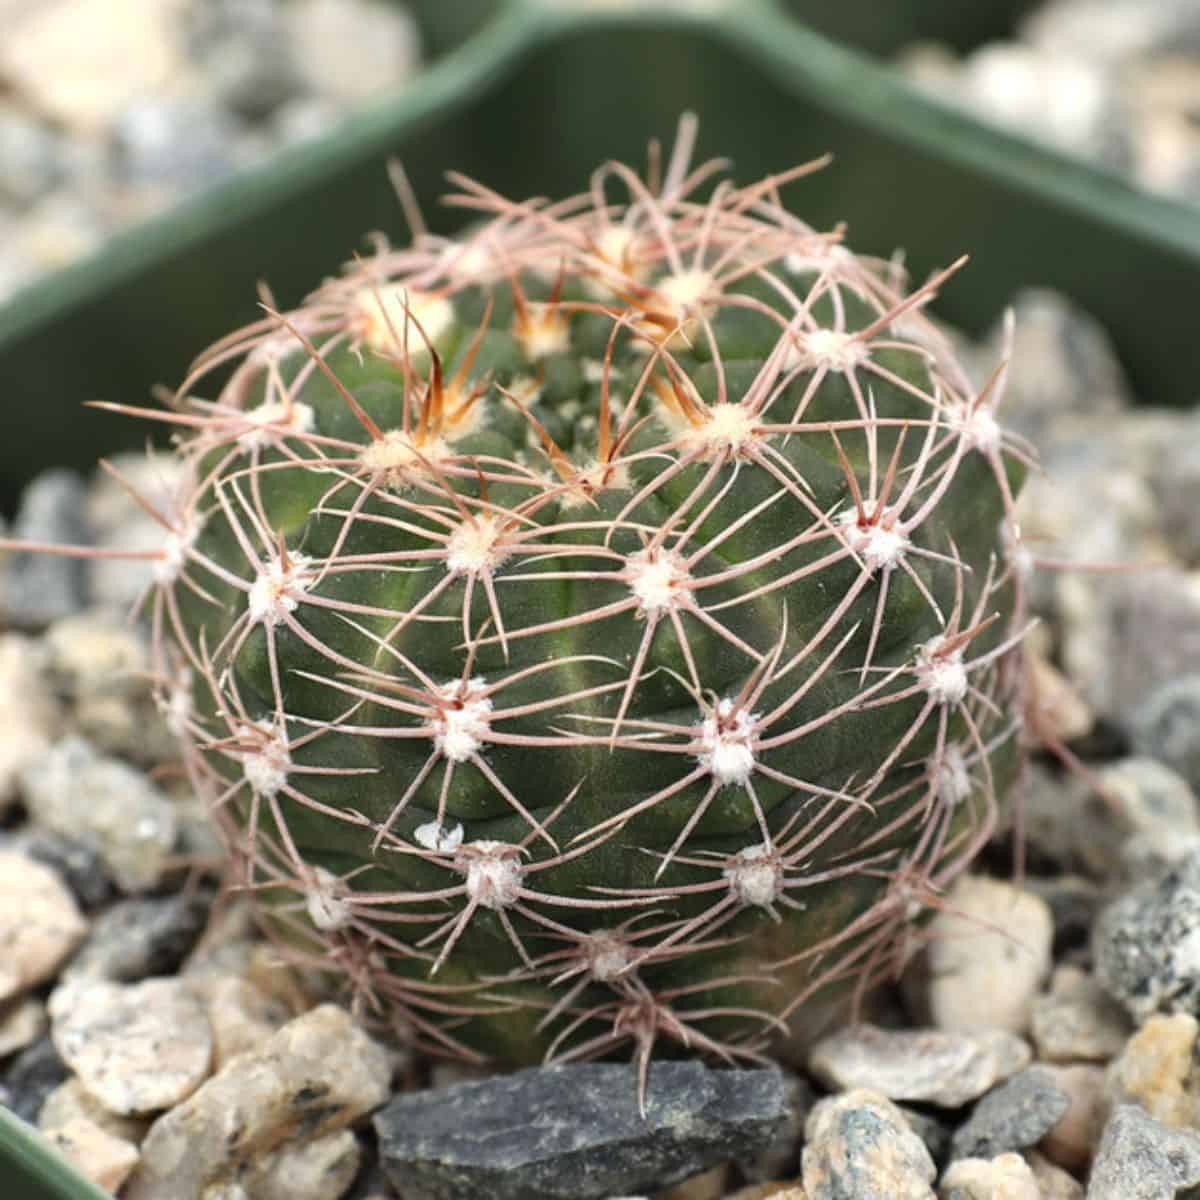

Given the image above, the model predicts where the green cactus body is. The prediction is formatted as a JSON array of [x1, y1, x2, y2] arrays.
[[140, 125, 1027, 1087]]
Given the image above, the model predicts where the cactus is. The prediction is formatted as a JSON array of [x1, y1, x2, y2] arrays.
[[15, 117, 1032, 1108]]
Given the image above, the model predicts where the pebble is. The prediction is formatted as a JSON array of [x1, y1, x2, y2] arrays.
[[63, 893, 210, 984], [735, 1068, 813, 1184], [42, 609, 176, 763], [1093, 846, 1200, 1021], [1030, 966, 1132, 1063], [0, 0, 188, 135], [0, 634, 58, 813], [1148, 410, 1200, 566], [974, 288, 1130, 445], [0, 1035, 71, 1122], [20, 735, 179, 893], [283, 0, 421, 105], [949, 1068, 1070, 1161], [376, 1061, 784, 1200], [1088, 1103, 1200, 1199], [1131, 673, 1200, 794], [1036, 1064, 1106, 1172], [232, 1127, 363, 1200], [958, 43, 1128, 165], [126, 1004, 391, 1200], [0, 103, 63, 211], [1104, 1012, 1200, 1128], [657, 1164, 729, 1200], [49, 977, 213, 1115], [808, 1024, 1030, 1109], [1024, 875, 1102, 965], [904, 876, 1053, 1036], [201, 975, 292, 1069], [1028, 1151, 1084, 1199], [110, 96, 241, 193], [19, 830, 116, 912], [1102, 757, 1200, 879], [1022, 0, 1200, 65], [938, 1152, 1039, 1200], [41, 1116, 142, 1195], [0, 996, 47, 1058], [1062, 572, 1200, 734], [0, 850, 87, 1002], [1, 468, 91, 626], [38, 1076, 147, 1144], [801, 1089, 936, 1200]]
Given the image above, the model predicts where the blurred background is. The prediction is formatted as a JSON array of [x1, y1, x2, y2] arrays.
[[1, 0, 1198, 304]]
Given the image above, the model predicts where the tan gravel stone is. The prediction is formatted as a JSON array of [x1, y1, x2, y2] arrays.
[[0, 851, 86, 1001], [125, 1005, 391, 1200], [50, 977, 213, 1115]]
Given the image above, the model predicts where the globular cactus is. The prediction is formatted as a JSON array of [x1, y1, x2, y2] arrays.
[[56, 117, 1033, 1106]]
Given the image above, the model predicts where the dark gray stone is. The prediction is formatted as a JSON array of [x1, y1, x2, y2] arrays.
[[2, 469, 90, 626], [1088, 1104, 1200, 1199], [374, 1062, 785, 1200], [64, 892, 211, 983], [897, 1104, 952, 1168], [950, 1067, 1070, 1161], [19, 830, 115, 911], [1094, 846, 1200, 1022], [1132, 675, 1200, 795], [0, 1036, 69, 1122]]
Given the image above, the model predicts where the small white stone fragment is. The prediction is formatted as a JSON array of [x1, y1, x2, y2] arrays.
[[0, 851, 87, 1002], [124, 1005, 391, 1200], [50, 977, 213, 1116], [415, 821, 464, 853]]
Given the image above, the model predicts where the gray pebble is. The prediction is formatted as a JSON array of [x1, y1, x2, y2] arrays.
[[2, 469, 91, 626], [1094, 846, 1200, 1022], [1149, 412, 1200, 567], [1132, 674, 1200, 795], [19, 831, 116, 912], [1031, 966, 1132, 1063], [0, 104, 63, 211], [19, 735, 179, 894], [1088, 1104, 1200, 1199], [64, 893, 210, 983], [375, 1061, 785, 1200], [109, 97, 241, 192], [949, 1067, 1070, 1161], [802, 1089, 936, 1200], [0, 1035, 70, 1122]]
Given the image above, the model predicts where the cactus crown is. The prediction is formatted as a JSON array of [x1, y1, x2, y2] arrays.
[[52, 116, 1030, 1108]]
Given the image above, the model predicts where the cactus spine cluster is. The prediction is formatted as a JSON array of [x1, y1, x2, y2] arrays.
[[81, 118, 1032, 1104]]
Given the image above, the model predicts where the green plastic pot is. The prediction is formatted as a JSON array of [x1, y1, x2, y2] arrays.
[[1, 2, 1198, 1195]]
